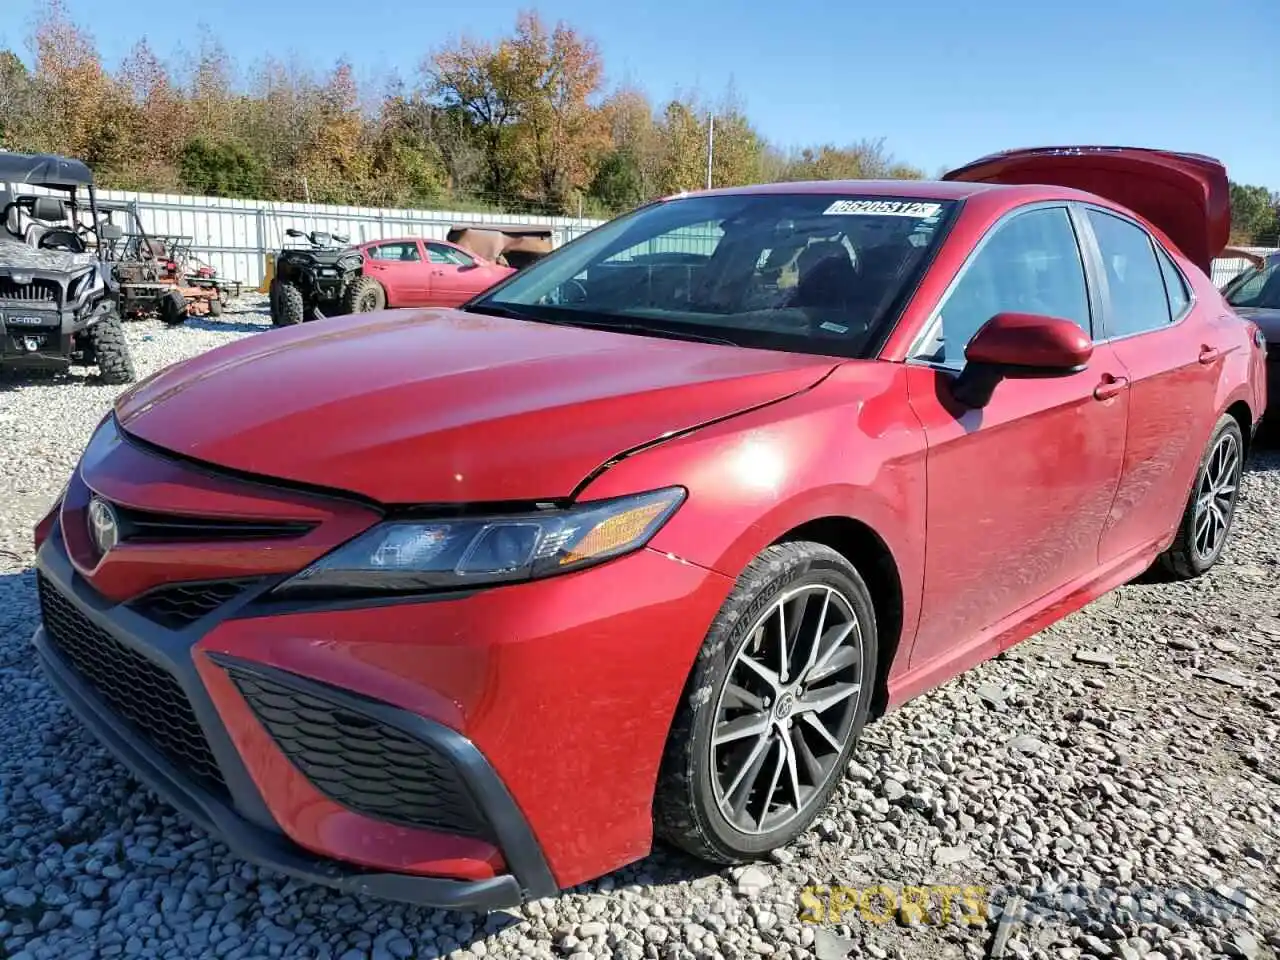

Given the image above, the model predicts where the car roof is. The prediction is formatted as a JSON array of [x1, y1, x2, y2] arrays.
[[687, 179, 1008, 200], [0, 151, 94, 188]]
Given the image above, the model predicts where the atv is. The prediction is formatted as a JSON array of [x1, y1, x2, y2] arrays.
[[0, 152, 136, 384], [268, 228, 368, 326]]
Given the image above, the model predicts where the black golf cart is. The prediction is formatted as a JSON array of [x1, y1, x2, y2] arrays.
[[0, 152, 135, 383], [268, 228, 368, 326]]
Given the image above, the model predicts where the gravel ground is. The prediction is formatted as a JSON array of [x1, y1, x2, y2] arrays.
[[0, 298, 1277, 960]]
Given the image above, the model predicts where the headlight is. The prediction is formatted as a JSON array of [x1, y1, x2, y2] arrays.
[[274, 487, 686, 597]]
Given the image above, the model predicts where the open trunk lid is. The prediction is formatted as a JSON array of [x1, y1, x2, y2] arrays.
[[943, 146, 1230, 274]]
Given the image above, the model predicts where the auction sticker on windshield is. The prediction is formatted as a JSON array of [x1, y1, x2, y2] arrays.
[[823, 200, 943, 218]]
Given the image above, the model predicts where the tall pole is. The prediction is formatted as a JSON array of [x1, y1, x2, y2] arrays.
[[706, 114, 715, 190]]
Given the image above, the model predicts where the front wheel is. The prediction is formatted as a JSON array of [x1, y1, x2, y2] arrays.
[[1158, 414, 1244, 578], [275, 282, 305, 326], [343, 275, 386, 314], [85, 315, 137, 385], [654, 542, 878, 862]]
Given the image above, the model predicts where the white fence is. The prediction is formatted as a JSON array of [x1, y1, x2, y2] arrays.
[[1211, 247, 1275, 289], [4, 181, 1274, 293], [3, 184, 607, 289]]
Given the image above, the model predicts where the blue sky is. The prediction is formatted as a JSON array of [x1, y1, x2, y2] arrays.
[[4, 0, 1278, 187]]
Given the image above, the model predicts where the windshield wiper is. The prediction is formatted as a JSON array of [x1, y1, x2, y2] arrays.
[[463, 303, 738, 346], [462, 302, 534, 320]]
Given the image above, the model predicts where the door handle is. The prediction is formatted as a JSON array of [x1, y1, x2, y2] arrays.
[[1198, 345, 1220, 364], [1093, 373, 1129, 401]]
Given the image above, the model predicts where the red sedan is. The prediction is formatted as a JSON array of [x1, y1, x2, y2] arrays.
[[351, 236, 514, 310], [32, 147, 1266, 909]]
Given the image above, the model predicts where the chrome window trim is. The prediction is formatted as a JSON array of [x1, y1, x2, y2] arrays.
[[905, 201, 1095, 371], [1078, 203, 1197, 345]]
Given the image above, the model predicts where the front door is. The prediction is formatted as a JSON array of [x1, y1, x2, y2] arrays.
[[1082, 208, 1225, 563], [362, 241, 428, 306], [425, 242, 480, 306], [905, 204, 1129, 673]]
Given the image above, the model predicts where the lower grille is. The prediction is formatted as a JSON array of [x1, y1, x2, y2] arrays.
[[37, 574, 227, 795], [227, 666, 491, 839], [130, 579, 259, 629]]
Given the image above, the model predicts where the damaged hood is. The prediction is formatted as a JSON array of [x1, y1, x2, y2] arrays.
[[115, 308, 836, 504], [0, 238, 96, 274]]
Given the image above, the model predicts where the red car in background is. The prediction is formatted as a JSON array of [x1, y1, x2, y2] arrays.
[[351, 236, 514, 309], [33, 147, 1266, 909]]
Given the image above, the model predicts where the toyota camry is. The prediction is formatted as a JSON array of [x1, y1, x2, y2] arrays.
[[33, 146, 1267, 908]]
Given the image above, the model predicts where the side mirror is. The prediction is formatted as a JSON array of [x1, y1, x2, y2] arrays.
[[99, 223, 124, 241], [951, 312, 1093, 408], [31, 196, 67, 222], [286, 228, 304, 238]]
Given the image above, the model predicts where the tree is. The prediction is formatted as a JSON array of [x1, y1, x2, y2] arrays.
[[507, 12, 607, 211], [428, 33, 526, 201], [589, 147, 645, 212], [178, 136, 265, 197], [0, 2, 947, 214], [1229, 181, 1279, 245]]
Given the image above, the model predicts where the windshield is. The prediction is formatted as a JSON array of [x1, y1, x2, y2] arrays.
[[1223, 258, 1280, 310], [472, 193, 957, 357]]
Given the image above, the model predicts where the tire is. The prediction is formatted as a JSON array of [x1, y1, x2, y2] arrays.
[[268, 279, 280, 325], [208, 295, 224, 317], [276, 282, 305, 326], [1158, 414, 1244, 579], [654, 541, 878, 862], [160, 290, 187, 326], [86, 314, 136, 385], [343, 275, 386, 314]]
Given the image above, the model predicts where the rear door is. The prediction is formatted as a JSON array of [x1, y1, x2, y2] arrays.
[[362, 241, 428, 306], [1078, 207, 1226, 563], [943, 147, 1230, 274]]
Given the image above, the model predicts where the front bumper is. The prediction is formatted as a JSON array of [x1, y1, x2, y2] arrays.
[[1, 307, 72, 367], [34, 488, 734, 900], [1, 299, 113, 368], [32, 537, 558, 909]]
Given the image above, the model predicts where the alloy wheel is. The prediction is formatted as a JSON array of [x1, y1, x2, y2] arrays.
[[1192, 431, 1240, 562], [710, 584, 864, 835]]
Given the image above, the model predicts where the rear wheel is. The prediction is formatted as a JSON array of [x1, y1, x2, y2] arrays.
[[343, 275, 386, 314], [654, 542, 878, 861], [85, 314, 136, 385], [275, 282, 305, 326], [159, 290, 187, 326], [1159, 414, 1244, 578]]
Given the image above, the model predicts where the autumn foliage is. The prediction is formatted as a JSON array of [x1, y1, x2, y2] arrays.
[[0, 4, 936, 216]]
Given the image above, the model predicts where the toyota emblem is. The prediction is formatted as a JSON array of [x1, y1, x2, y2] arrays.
[[87, 497, 119, 554]]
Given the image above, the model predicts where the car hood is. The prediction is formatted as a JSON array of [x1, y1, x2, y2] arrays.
[[1235, 306, 1280, 342], [0, 237, 96, 274], [944, 146, 1230, 274], [115, 309, 837, 504]]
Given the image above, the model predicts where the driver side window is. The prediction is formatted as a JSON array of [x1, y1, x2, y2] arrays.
[[920, 206, 1091, 367]]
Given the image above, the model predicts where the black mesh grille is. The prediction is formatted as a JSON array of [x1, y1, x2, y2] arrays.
[[37, 574, 226, 795], [227, 666, 491, 839], [130, 579, 258, 629], [115, 505, 314, 542]]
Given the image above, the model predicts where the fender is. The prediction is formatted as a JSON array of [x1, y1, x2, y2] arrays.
[[578, 359, 928, 666]]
